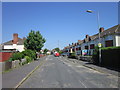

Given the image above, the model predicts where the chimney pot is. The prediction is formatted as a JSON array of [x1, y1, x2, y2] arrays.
[[78, 40, 81, 42], [99, 27, 104, 33]]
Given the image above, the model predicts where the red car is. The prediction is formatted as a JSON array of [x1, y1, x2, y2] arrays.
[[55, 53, 60, 57]]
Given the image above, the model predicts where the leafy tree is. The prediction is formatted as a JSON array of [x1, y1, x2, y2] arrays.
[[11, 52, 24, 61], [22, 49, 36, 60], [43, 48, 49, 54], [24, 30, 46, 52], [25, 56, 32, 63], [59, 50, 63, 54], [54, 48, 60, 53]]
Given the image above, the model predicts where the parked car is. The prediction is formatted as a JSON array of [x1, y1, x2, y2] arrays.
[[54, 51, 60, 57]]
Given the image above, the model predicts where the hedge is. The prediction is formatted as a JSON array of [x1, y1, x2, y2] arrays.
[[10, 49, 36, 62], [10, 52, 24, 61], [21, 49, 36, 60], [68, 52, 76, 59], [92, 46, 120, 68], [101, 47, 120, 68], [25, 56, 32, 63]]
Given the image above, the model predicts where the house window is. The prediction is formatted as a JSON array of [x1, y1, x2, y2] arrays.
[[105, 40, 113, 47], [72, 48, 75, 52], [76, 48, 78, 51], [79, 47, 81, 50], [85, 46, 88, 49], [89, 37, 91, 41], [69, 49, 71, 52], [90, 44, 95, 49]]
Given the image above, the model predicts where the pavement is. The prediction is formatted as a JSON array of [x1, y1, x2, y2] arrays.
[[64, 57, 120, 89], [2, 56, 47, 88], [65, 57, 119, 77]]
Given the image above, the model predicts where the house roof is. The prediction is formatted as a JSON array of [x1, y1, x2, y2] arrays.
[[64, 24, 120, 49], [81, 24, 120, 43], [3, 38, 25, 45]]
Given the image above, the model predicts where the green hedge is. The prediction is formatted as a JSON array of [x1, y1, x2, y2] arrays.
[[92, 46, 99, 65], [101, 47, 120, 68], [93, 46, 120, 68], [10, 49, 36, 62], [68, 52, 76, 59], [22, 49, 36, 60], [101, 46, 120, 50], [10, 52, 24, 61], [25, 56, 32, 63], [92, 52, 99, 65]]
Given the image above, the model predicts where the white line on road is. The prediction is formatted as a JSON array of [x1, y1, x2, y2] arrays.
[[79, 80, 87, 88]]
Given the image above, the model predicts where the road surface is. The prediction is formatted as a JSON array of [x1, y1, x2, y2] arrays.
[[18, 55, 118, 88]]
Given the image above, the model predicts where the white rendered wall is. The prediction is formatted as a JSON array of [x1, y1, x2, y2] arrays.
[[115, 35, 120, 46], [4, 45, 24, 52]]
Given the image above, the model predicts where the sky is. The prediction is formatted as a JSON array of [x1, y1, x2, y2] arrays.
[[2, 2, 118, 50]]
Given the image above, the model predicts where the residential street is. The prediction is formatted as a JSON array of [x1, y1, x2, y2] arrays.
[[18, 55, 118, 88], [2, 2, 120, 90]]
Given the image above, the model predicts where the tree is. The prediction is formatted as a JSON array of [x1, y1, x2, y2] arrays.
[[43, 48, 49, 54], [54, 48, 60, 53], [10, 52, 24, 61], [22, 49, 36, 60], [59, 50, 63, 54], [24, 30, 46, 52]]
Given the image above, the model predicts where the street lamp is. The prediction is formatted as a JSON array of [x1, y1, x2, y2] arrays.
[[86, 10, 93, 13], [86, 10, 102, 66]]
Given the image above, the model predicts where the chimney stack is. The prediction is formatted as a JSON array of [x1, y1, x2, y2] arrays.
[[13, 33, 18, 44], [86, 34, 89, 38], [23, 37, 26, 41], [99, 27, 104, 33], [78, 40, 81, 42]]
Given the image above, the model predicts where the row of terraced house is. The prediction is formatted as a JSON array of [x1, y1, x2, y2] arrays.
[[62, 24, 120, 56]]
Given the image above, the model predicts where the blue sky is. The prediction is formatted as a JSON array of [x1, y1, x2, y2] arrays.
[[2, 2, 118, 50]]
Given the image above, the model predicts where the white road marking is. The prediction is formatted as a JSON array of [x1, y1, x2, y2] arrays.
[[79, 80, 87, 88]]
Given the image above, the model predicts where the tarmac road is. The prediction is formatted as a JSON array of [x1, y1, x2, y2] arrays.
[[19, 55, 118, 88]]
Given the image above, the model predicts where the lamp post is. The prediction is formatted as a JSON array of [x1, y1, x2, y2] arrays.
[[86, 10, 102, 66]]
